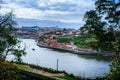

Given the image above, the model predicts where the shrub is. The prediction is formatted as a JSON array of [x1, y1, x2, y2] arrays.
[[0, 58, 20, 80]]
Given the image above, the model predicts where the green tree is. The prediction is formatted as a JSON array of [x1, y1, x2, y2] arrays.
[[81, 0, 120, 79], [86, 38, 99, 51], [0, 0, 26, 62], [81, 10, 112, 50], [81, 0, 120, 54], [95, 0, 120, 55], [95, 0, 120, 79], [0, 2, 26, 80], [0, 12, 26, 62], [104, 57, 120, 80]]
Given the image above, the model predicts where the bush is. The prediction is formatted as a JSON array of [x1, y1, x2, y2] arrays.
[[18, 70, 55, 80], [104, 57, 120, 80], [0, 58, 20, 80], [0, 59, 55, 80]]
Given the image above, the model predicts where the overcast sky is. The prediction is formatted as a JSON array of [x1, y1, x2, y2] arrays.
[[0, 0, 96, 23]]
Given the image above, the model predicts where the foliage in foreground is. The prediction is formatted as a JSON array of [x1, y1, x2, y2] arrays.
[[18, 70, 55, 80], [0, 58, 55, 80], [105, 57, 120, 80], [80, 0, 120, 80], [0, 12, 26, 62], [0, 58, 20, 80], [15, 62, 105, 80]]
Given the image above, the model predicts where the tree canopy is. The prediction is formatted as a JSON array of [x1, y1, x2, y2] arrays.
[[81, 0, 120, 55], [0, 1, 26, 80], [0, 12, 26, 62], [95, 0, 120, 56], [80, 0, 120, 79]]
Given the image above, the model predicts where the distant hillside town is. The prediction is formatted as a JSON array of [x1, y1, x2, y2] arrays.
[[12, 26, 80, 39], [11, 26, 85, 52], [11, 26, 116, 56]]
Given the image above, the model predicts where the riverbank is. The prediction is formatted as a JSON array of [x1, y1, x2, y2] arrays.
[[15, 62, 83, 80], [15, 62, 104, 80], [37, 42, 75, 53], [19, 39, 110, 78], [37, 41, 114, 57]]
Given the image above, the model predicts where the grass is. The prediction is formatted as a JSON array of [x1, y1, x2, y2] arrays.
[[15, 64, 56, 80], [15, 64, 28, 70], [15, 63, 80, 80], [15, 62, 64, 73], [18, 70, 55, 80], [56, 75, 78, 80], [15, 63, 104, 80]]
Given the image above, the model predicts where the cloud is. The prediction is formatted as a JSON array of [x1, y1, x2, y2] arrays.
[[1, 0, 95, 24]]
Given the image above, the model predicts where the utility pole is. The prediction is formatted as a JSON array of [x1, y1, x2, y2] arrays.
[[57, 59, 59, 71]]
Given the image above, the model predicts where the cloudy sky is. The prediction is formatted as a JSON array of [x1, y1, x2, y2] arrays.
[[0, 0, 96, 28]]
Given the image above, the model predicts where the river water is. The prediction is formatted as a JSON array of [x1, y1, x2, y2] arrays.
[[11, 39, 111, 78]]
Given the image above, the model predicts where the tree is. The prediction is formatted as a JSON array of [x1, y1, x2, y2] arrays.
[[104, 57, 120, 80], [95, 0, 120, 55], [0, 1, 26, 80], [80, 0, 120, 79], [0, 7, 26, 62], [81, 0, 120, 54], [81, 10, 109, 50], [81, 10, 116, 51], [95, 0, 120, 79], [0, 12, 26, 62], [86, 38, 99, 51]]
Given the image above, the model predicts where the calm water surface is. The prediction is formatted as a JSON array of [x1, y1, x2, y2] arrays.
[[13, 39, 111, 78]]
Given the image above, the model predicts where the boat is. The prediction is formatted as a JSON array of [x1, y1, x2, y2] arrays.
[[32, 48, 35, 51]]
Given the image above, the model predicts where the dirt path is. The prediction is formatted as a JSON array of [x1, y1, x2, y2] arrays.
[[23, 65, 65, 79]]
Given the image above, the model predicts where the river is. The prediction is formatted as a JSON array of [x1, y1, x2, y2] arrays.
[[9, 39, 111, 78]]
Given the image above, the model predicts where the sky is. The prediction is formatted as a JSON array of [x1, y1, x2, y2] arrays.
[[0, 0, 96, 28]]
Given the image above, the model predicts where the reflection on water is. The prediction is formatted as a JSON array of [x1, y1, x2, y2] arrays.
[[79, 55, 112, 62], [19, 39, 110, 78]]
